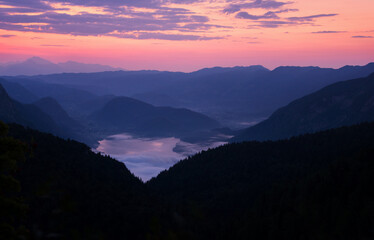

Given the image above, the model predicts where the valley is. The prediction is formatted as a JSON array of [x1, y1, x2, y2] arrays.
[[1, 59, 374, 239], [1, 0, 373, 238], [96, 133, 228, 181]]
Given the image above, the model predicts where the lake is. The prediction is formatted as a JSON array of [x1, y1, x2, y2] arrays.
[[96, 133, 228, 181]]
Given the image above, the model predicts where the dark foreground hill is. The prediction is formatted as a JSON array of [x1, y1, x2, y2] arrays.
[[233, 72, 374, 142], [1, 121, 374, 239], [149, 122, 374, 240], [6, 124, 159, 239]]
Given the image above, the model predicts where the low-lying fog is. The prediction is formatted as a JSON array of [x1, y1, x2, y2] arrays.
[[96, 133, 228, 181]]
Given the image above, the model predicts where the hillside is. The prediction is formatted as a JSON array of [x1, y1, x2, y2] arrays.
[[90, 96, 221, 137], [14, 62, 374, 126], [148, 122, 374, 240], [33, 97, 81, 130], [233, 72, 374, 142], [1, 121, 373, 239], [6, 123, 158, 239], [0, 84, 63, 136], [0, 78, 37, 103]]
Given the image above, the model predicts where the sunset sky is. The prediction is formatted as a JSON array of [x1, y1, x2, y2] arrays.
[[0, 0, 373, 71]]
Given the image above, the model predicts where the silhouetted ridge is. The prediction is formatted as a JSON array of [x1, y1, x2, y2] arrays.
[[191, 65, 269, 76], [7, 124, 152, 239], [0, 84, 17, 121], [33, 97, 80, 129], [1, 120, 374, 239], [9, 62, 374, 127], [0, 84, 63, 136], [0, 78, 37, 103], [0, 57, 122, 76], [148, 122, 374, 240], [90, 96, 221, 137], [232, 72, 374, 142]]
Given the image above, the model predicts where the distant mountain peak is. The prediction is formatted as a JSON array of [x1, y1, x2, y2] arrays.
[[193, 65, 269, 75], [25, 56, 54, 65], [0, 57, 122, 76], [272, 66, 322, 72]]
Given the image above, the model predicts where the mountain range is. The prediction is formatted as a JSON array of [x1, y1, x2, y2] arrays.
[[232, 72, 374, 142], [1, 60, 374, 239], [0, 57, 123, 76], [10, 62, 374, 127], [0, 80, 223, 145]]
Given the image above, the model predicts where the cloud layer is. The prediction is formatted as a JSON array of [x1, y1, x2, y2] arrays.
[[0, 0, 339, 40]]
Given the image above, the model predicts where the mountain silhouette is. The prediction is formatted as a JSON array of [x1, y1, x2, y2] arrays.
[[0, 78, 38, 103], [148, 122, 374, 240], [0, 57, 122, 76], [16, 62, 374, 127], [33, 97, 81, 130], [7, 123, 147, 239], [90, 96, 221, 137], [232, 72, 374, 142], [0, 84, 62, 135]]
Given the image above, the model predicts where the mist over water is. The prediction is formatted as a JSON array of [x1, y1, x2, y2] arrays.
[[96, 133, 227, 181]]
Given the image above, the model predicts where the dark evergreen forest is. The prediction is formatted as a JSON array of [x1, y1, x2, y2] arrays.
[[1, 121, 373, 239]]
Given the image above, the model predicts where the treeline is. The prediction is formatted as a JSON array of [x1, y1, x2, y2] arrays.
[[149, 122, 374, 240], [2, 123, 168, 239], [1, 122, 374, 239]]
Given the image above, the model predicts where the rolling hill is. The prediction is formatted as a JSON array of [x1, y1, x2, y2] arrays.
[[6, 123, 152, 239], [0, 57, 122, 76], [90, 96, 221, 137], [233, 72, 374, 142], [148, 122, 374, 240], [10, 62, 374, 127], [0, 84, 63, 136], [33, 97, 81, 131]]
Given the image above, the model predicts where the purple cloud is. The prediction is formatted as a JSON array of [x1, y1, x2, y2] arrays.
[[287, 14, 338, 22], [312, 31, 346, 34], [108, 32, 223, 40], [251, 20, 295, 28], [0, 34, 15, 38], [0, 0, 233, 40], [0, 0, 340, 39], [0, 0, 54, 10], [0, 0, 206, 10], [236, 11, 279, 20], [224, 0, 293, 14], [352, 35, 373, 38], [248, 13, 338, 28], [0, 2, 229, 40], [235, 8, 298, 21]]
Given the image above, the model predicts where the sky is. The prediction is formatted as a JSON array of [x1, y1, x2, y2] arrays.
[[0, 0, 373, 71]]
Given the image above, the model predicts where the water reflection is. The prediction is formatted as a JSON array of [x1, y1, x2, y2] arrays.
[[96, 133, 227, 181]]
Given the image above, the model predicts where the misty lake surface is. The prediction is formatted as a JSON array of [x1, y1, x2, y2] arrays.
[[96, 133, 227, 181]]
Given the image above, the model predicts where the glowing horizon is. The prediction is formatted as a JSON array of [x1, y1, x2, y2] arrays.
[[0, 0, 373, 72]]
